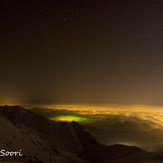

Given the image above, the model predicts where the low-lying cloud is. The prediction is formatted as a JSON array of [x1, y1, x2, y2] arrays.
[[84, 115, 163, 152], [29, 107, 163, 152]]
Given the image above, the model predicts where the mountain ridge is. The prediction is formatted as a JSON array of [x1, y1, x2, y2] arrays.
[[0, 105, 163, 163]]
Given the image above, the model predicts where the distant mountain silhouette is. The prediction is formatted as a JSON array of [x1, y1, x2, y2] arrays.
[[79, 144, 163, 163], [0, 105, 163, 163]]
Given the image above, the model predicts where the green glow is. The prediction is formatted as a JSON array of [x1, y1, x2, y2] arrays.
[[50, 115, 88, 122]]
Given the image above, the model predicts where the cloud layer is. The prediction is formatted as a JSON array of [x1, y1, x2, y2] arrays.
[[29, 107, 163, 152]]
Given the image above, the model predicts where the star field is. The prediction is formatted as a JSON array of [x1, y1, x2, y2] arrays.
[[1, 0, 163, 105]]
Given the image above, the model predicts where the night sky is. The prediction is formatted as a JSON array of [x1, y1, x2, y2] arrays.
[[1, 0, 163, 105]]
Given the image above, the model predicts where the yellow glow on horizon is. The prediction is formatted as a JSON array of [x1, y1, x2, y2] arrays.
[[25, 104, 163, 127]]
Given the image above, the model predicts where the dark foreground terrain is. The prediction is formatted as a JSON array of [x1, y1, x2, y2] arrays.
[[0, 105, 163, 163]]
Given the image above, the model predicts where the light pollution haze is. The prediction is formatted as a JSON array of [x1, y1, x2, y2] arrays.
[[21, 104, 163, 152], [27, 104, 163, 126]]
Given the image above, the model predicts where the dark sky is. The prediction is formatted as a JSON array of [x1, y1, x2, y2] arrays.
[[1, 0, 163, 105]]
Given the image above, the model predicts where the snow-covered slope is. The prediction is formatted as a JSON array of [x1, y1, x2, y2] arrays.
[[0, 105, 94, 162]]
